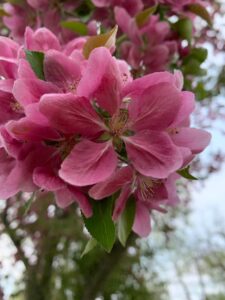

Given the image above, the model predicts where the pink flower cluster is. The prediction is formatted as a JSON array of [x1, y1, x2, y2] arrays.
[[92, 0, 144, 16], [115, 8, 177, 72], [3, 0, 94, 43], [92, 0, 212, 73], [0, 27, 210, 237], [92, 0, 205, 13], [1, 0, 212, 78]]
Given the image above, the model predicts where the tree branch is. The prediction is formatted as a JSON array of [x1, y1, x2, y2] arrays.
[[0, 206, 29, 269]]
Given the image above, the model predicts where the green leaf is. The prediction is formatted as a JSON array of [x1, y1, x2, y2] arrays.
[[182, 48, 208, 77], [99, 132, 111, 142], [83, 198, 116, 252], [190, 47, 208, 63], [177, 166, 198, 180], [194, 82, 209, 101], [23, 192, 36, 216], [174, 18, 193, 42], [76, 0, 94, 19], [188, 3, 212, 26], [182, 58, 207, 76], [83, 25, 118, 59], [135, 5, 158, 28], [118, 196, 136, 247], [81, 238, 97, 258], [61, 21, 88, 36], [25, 50, 45, 80]]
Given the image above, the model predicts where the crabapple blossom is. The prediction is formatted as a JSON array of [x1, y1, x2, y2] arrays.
[[0, 9, 211, 243], [115, 8, 177, 72]]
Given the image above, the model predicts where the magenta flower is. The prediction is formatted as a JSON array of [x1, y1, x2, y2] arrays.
[[0, 124, 92, 217], [115, 8, 177, 72], [3, 1, 82, 43], [124, 70, 211, 165], [89, 166, 179, 236], [25, 27, 61, 52], [0, 127, 57, 199], [3, 29, 210, 232], [26, 0, 49, 9], [92, 0, 144, 16], [37, 47, 185, 187], [3, 2, 35, 43], [0, 36, 19, 79], [32, 156, 92, 217]]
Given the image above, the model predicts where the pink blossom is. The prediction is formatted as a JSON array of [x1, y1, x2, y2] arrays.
[[92, 0, 144, 16], [0, 128, 57, 198], [115, 8, 177, 72], [89, 166, 179, 236], [35, 47, 187, 188], [0, 36, 19, 79], [0, 124, 92, 217], [24, 27, 61, 52], [3, 2, 36, 43], [26, 0, 49, 9], [0, 37, 25, 125], [3, 1, 82, 43], [33, 156, 92, 217], [0, 23, 211, 237]]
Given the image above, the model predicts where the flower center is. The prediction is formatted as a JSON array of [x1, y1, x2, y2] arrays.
[[139, 177, 154, 200], [60, 136, 77, 159], [138, 176, 161, 202], [110, 109, 128, 136], [167, 127, 180, 135], [10, 99, 24, 113], [67, 79, 80, 93]]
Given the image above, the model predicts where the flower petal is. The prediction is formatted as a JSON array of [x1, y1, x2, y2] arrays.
[[165, 173, 180, 206], [124, 130, 183, 178], [122, 71, 180, 98], [55, 186, 92, 217], [0, 56, 17, 79], [128, 82, 182, 131], [0, 127, 22, 158], [25, 27, 60, 51], [7, 118, 60, 142], [0, 90, 21, 124], [77, 47, 122, 115], [13, 78, 58, 107], [0, 148, 20, 198], [59, 141, 117, 186], [25, 103, 49, 126], [33, 167, 65, 191], [17, 59, 37, 79], [40, 93, 105, 136], [0, 143, 56, 198], [171, 127, 211, 154], [89, 166, 133, 199], [44, 50, 81, 91], [55, 187, 76, 208], [170, 91, 195, 127], [0, 79, 14, 93], [112, 185, 131, 221], [132, 202, 151, 237], [69, 186, 92, 217]]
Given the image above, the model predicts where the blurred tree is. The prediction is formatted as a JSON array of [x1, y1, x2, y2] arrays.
[[0, 193, 167, 300]]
